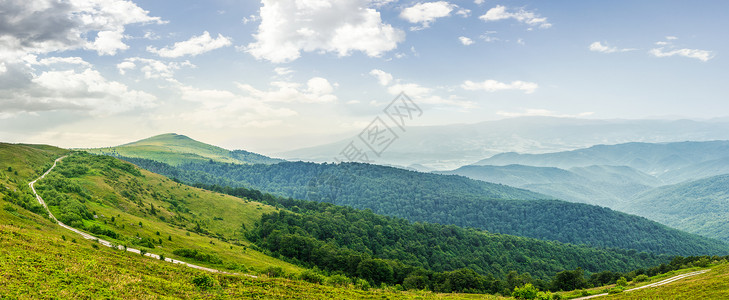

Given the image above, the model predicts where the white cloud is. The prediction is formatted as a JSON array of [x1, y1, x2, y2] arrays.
[[236, 77, 338, 103], [116, 58, 194, 80], [274, 67, 294, 76], [0, 63, 6, 74], [245, 0, 405, 63], [462, 79, 538, 94], [0, 67, 156, 115], [474, 0, 485, 4], [175, 84, 298, 129], [0, 0, 164, 61], [479, 5, 551, 29], [148, 31, 232, 58], [459, 36, 474, 46], [648, 37, 714, 62], [589, 41, 635, 54], [480, 31, 499, 42], [242, 14, 260, 24], [649, 47, 714, 62], [456, 8, 471, 17], [400, 1, 456, 30], [497, 109, 594, 118], [37, 57, 91, 67], [369, 69, 393, 86]]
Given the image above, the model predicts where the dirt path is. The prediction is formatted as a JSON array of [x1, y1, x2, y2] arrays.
[[573, 269, 710, 299], [29, 155, 255, 277]]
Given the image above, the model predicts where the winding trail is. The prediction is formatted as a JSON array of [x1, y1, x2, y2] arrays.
[[573, 269, 710, 299], [29, 155, 254, 276]]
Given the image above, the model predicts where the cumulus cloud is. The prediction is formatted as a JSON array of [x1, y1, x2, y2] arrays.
[[0, 0, 164, 61], [459, 36, 474, 46], [245, 0, 405, 63], [369, 69, 393, 86], [148, 31, 232, 58], [589, 41, 635, 53], [479, 5, 551, 29], [236, 77, 338, 103], [116, 57, 194, 80], [462, 79, 538, 94], [400, 1, 457, 30], [0, 65, 156, 115]]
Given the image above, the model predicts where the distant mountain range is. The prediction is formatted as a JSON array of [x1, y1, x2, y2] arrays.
[[280, 117, 729, 170], [443, 140, 729, 242]]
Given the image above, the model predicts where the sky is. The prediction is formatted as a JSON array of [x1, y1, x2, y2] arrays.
[[1, 0, 728, 153]]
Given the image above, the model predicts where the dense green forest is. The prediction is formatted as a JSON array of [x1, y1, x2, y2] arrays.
[[121, 157, 729, 256], [620, 174, 729, 243]]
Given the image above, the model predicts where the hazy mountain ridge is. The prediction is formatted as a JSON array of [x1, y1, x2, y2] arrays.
[[281, 117, 729, 170]]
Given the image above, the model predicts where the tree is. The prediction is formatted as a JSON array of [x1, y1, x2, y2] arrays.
[[357, 259, 393, 284], [512, 283, 539, 299], [616, 277, 627, 287], [551, 268, 586, 291]]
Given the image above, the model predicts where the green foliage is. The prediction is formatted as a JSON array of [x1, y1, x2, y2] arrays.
[[616, 277, 627, 287], [357, 259, 394, 285], [298, 269, 326, 284], [512, 283, 539, 299], [129, 157, 729, 256], [607, 286, 624, 294], [634, 274, 649, 282], [192, 274, 217, 290], [263, 266, 286, 278], [551, 268, 587, 291], [172, 248, 223, 264]]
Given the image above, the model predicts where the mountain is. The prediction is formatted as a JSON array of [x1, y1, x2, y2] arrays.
[[473, 140, 729, 182], [619, 174, 729, 243], [84, 133, 284, 166], [280, 117, 729, 170], [2, 143, 694, 297], [124, 155, 729, 256], [438, 164, 660, 208]]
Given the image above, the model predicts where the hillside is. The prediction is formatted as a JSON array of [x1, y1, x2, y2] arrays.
[[619, 174, 729, 243], [125, 156, 729, 256], [438, 164, 659, 208], [602, 261, 729, 299], [84, 133, 283, 166], [2, 144, 688, 298]]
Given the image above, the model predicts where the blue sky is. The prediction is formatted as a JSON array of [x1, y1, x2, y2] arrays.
[[1, 0, 727, 153]]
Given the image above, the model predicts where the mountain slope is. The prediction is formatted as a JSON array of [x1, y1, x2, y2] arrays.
[[126, 157, 729, 256], [438, 164, 659, 207], [619, 174, 729, 243], [85, 133, 283, 166]]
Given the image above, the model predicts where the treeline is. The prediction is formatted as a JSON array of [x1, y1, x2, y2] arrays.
[[121, 157, 729, 256]]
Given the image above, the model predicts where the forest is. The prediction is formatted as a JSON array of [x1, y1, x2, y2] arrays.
[[122, 157, 729, 256]]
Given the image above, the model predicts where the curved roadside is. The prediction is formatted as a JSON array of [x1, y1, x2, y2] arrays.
[[29, 155, 254, 277], [573, 269, 710, 299]]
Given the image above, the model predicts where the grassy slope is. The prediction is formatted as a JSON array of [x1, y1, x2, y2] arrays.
[[0, 143, 68, 190], [0, 144, 502, 299], [36, 152, 299, 274], [84, 133, 281, 166], [581, 262, 729, 299]]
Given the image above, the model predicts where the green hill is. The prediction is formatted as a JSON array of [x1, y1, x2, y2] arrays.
[[84, 133, 284, 166], [619, 174, 729, 243], [125, 157, 729, 256]]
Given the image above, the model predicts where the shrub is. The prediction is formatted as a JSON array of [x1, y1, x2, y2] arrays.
[[513, 283, 539, 299], [616, 277, 628, 287], [263, 266, 286, 278], [355, 278, 371, 291], [299, 270, 326, 284], [192, 274, 217, 289], [326, 274, 351, 287], [634, 274, 649, 283], [608, 287, 624, 294]]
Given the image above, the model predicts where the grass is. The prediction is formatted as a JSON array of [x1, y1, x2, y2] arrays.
[[35, 152, 299, 274], [0, 143, 68, 190], [82, 133, 278, 166], [600, 263, 728, 299]]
